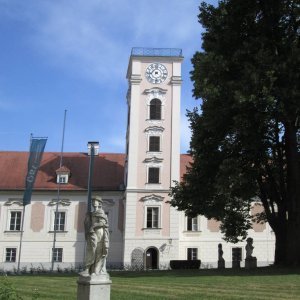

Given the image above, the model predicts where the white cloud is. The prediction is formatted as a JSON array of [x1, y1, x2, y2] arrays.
[[0, 0, 204, 84]]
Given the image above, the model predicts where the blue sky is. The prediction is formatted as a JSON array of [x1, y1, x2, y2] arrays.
[[0, 0, 217, 154]]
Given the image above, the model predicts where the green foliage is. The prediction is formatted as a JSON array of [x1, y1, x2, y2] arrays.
[[0, 277, 40, 300], [0, 277, 23, 300], [170, 260, 201, 269], [170, 0, 300, 263]]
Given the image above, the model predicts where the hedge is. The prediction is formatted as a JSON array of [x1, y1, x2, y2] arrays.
[[170, 260, 201, 270]]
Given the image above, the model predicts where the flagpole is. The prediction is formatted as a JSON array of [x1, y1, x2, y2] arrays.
[[17, 133, 33, 273], [51, 110, 67, 272]]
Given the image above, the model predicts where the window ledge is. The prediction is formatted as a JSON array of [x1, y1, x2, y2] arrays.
[[147, 151, 162, 154], [48, 231, 68, 233], [142, 227, 162, 230], [146, 119, 164, 122], [4, 230, 23, 233]]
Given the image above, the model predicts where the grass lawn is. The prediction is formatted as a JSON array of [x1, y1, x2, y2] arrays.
[[1, 267, 300, 300]]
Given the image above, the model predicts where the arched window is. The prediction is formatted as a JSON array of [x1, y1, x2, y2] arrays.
[[149, 99, 161, 120]]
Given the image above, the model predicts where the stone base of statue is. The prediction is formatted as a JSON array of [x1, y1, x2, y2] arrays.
[[218, 259, 225, 269], [245, 257, 257, 269], [77, 273, 111, 300]]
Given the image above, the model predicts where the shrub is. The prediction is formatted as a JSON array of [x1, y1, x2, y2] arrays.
[[0, 277, 23, 300], [170, 260, 201, 270]]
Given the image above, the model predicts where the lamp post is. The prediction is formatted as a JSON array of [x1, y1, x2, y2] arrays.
[[87, 141, 99, 212]]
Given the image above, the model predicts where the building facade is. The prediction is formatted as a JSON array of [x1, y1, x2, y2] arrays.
[[0, 48, 275, 271]]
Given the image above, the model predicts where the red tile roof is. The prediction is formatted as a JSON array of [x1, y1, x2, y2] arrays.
[[0, 152, 191, 191], [180, 154, 192, 180], [0, 152, 125, 191], [56, 165, 71, 173]]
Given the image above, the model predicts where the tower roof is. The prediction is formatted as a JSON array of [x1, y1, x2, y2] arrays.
[[131, 47, 183, 57]]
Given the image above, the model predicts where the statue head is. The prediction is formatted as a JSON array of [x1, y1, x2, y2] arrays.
[[246, 237, 253, 244], [92, 196, 103, 210]]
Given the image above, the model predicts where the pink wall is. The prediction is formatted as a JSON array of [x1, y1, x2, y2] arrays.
[[135, 198, 144, 236], [74, 202, 87, 233], [251, 203, 266, 232], [30, 202, 45, 232]]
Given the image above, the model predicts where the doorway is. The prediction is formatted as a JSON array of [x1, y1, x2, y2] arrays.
[[145, 247, 158, 270]]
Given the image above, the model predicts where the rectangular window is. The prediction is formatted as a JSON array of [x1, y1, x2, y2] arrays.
[[54, 212, 66, 231], [9, 211, 21, 231], [149, 136, 160, 152], [52, 248, 63, 262], [147, 207, 159, 228], [5, 248, 17, 262], [148, 167, 160, 183], [187, 248, 198, 260], [232, 247, 242, 261], [57, 175, 68, 184], [187, 216, 198, 231]]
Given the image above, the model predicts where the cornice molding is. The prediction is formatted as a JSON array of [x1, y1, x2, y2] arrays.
[[4, 198, 23, 206], [48, 199, 71, 207], [144, 87, 167, 95], [144, 126, 164, 133], [143, 157, 163, 164], [170, 76, 182, 85], [140, 194, 164, 202], [129, 74, 142, 85]]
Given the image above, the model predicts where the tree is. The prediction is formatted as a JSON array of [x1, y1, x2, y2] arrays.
[[170, 0, 300, 266]]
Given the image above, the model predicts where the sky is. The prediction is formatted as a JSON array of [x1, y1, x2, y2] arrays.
[[0, 0, 217, 154]]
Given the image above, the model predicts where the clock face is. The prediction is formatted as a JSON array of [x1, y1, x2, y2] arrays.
[[145, 63, 168, 84]]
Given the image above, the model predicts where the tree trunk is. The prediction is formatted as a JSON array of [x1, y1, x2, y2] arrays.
[[286, 219, 300, 266], [285, 123, 300, 266], [273, 226, 287, 265]]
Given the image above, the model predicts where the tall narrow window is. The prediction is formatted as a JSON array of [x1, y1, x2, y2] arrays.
[[54, 212, 66, 231], [187, 248, 198, 260], [52, 248, 63, 262], [187, 216, 198, 231], [149, 136, 160, 152], [148, 167, 160, 183], [5, 248, 17, 262], [147, 207, 159, 228], [9, 211, 21, 231], [149, 99, 161, 120]]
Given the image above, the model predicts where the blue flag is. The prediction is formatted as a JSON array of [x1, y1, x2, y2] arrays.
[[23, 138, 47, 206]]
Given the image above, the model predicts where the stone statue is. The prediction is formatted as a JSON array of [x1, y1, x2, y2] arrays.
[[218, 243, 225, 269], [245, 237, 254, 259], [218, 243, 224, 260], [245, 237, 257, 269], [80, 196, 109, 276]]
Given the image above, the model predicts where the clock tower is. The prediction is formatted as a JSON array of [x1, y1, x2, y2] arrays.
[[123, 48, 183, 269]]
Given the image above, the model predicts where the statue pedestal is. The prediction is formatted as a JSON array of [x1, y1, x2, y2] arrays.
[[245, 257, 257, 269], [218, 259, 225, 269], [77, 274, 112, 300]]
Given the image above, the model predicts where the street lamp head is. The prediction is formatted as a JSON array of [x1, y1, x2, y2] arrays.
[[87, 141, 99, 156]]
